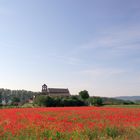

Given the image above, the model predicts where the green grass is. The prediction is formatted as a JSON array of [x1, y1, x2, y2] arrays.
[[1, 127, 140, 140], [21, 103, 34, 108], [104, 104, 140, 108]]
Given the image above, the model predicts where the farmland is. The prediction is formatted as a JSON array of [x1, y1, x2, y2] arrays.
[[1, 107, 140, 140]]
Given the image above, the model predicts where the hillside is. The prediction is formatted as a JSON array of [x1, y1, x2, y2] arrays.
[[115, 96, 140, 101]]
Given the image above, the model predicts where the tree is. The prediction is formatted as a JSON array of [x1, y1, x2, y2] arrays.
[[79, 90, 89, 100], [0, 92, 2, 104], [91, 97, 103, 106], [45, 96, 54, 107], [61, 97, 86, 107], [34, 96, 54, 107], [11, 97, 20, 106], [34, 95, 47, 106], [53, 97, 62, 107]]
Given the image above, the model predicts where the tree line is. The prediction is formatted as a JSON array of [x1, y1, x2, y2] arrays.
[[0, 88, 39, 105], [0, 88, 135, 107], [34, 90, 103, 107]]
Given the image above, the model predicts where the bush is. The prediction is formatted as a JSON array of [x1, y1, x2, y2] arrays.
[[90, 97, 103, 106], [34, 96, 86, 107], [34, 95, 47, 106], [11, 97, 20, 106]]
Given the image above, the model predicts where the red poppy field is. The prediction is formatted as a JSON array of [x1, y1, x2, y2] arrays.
[[1, 107, 140, 140]]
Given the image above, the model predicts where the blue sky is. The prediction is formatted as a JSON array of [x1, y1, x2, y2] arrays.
[[0, 0, 140, 96]]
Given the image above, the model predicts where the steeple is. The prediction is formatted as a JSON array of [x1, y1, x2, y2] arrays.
[[42, 84, 47, 93]]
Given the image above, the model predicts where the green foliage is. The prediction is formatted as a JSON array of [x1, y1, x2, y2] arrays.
[[79, 90, 89, 100], [104, 104, 140, 108], [106, 127, 120, 139], [34, 95, 86, 107], [22, 103, 34, 108], [45, 96, 54, 107], [0, 92, 2, 104], [34, 95, 47, 106], [91, 97, 103, 106], [135, 100, 140, 104], [101, 97, 135, 105], [53, 97, 62, 107], [123, 100, 135, 105], [12, 97, 20, 103], [0, 88, 39, 105], [11, 97, 20, 105], [0, 88, 137, 107], [2, 126, 139, 140]]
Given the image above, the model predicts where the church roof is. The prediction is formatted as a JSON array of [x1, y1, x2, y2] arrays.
[[48, 88, 69, 94], [41, 84, 70, 96], [42, 84, 47, 87]]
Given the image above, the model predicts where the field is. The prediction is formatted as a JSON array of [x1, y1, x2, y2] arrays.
[[1, 107, 140, 140]]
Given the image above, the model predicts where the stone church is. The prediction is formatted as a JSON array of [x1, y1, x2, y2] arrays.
[[41, 84, 70, 97]]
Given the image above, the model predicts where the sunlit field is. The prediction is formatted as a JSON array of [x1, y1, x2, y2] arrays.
[[1, 107, 140, 140]]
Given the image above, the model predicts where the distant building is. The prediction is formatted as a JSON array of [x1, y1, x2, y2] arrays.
[[41, 84, 70, 97]]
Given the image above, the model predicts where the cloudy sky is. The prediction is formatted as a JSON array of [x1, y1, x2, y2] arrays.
[[0, 0, 140, 96]]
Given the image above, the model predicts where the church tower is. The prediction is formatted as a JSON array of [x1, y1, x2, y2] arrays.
[[42, 84, 48, 93]]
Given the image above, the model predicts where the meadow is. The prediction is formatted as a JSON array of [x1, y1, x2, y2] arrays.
[[1, 106, 140, 140]]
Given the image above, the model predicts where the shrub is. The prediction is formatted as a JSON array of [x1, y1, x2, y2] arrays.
[[90, 97, 103, 106]]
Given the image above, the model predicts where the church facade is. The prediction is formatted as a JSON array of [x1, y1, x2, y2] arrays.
[[41, 84, 70, 97]]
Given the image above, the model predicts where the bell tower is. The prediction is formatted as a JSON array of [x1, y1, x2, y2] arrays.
[[42, 84, 48, 93]]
